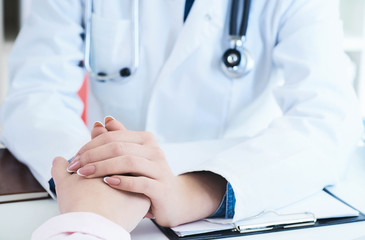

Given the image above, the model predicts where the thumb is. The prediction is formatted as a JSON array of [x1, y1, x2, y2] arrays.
[[51, 157, 69, 185]]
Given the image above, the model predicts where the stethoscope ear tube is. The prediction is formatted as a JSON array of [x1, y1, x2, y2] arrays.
[[84, 0, 139, 82], [240, 0, 251, 37]]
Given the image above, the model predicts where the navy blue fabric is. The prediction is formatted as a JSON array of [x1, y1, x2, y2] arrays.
[[48, 177, 56, 195], [226, 183, 236, 218], [48, 158, 73, 196], [184, 0, 195, 22]]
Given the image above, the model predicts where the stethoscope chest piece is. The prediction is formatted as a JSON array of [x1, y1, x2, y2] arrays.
[[222, 45, 254, 79], [221, 0, 253, 79]]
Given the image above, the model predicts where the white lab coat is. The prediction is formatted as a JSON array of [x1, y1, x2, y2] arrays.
[[0, 0, 362, 221]]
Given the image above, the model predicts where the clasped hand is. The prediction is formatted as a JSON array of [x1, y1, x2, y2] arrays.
[[66, 117, 227, 227]]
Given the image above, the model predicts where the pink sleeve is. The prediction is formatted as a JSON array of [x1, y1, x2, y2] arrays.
[[32, 212, 130, 240]]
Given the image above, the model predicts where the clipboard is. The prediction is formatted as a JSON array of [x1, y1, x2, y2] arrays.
[[153, 189, 365, 240], [0, 149, 50, 204]]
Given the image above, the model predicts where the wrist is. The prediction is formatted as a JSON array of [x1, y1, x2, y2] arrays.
[[68, 191, 150, 232], [173, 172, 227, 225], [102, 192, 151, 232]]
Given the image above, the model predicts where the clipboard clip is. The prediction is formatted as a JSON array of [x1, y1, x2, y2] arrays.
[[235, 210, 317, 234]]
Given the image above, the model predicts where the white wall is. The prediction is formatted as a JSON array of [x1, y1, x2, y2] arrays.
[[341, 0, 365, 116], [0, 0, 5, 105]]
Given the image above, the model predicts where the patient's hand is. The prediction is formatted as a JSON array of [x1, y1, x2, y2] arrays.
[[52, 157, 151, 232], [66, 117, 226, 227]]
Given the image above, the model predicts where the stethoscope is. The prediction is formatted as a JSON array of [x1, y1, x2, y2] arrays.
[[222, 0, 254, 79], [84, 0, 139, 82], [84, 0, 253, 82]]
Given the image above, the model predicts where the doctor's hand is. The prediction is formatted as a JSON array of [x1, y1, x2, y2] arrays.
[[67, 117, 227, 227], [52, 157, 150, 232]]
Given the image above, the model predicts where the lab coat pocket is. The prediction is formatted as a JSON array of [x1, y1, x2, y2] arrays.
[[90, 14, 132, 75]]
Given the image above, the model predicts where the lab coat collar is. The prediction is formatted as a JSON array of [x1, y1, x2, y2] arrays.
[[156, 0, 227, 81]]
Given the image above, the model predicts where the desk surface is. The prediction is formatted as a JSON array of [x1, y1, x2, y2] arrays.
[[1, 199, 365, 240], [1, 146, 365, 240]]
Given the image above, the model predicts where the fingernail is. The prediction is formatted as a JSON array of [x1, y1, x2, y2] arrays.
[[104, 177, 121, 185], [104, 116, 115, 125], [77, 165, 96, 176], [67, 161, 81, 173], [93, 121, 104, 128], [69, 154, 80, 166]]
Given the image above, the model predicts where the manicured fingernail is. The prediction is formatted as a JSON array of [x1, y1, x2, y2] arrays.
[[104, 177, 121, 185], [67, 161, 81, 173], [69, 154, 80, 166], [104, 116, 115, 125], [93, 121, 104, 128], [77, 165, 96, 176]]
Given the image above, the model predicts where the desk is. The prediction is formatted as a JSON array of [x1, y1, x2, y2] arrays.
[[1, 200, 365, 240], [1, 146, 365, 240]]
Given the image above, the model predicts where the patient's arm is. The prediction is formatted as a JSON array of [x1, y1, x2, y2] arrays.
[[52, 157, 151, 232]]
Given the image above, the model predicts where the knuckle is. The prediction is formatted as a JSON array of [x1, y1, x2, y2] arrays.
[[143, 131, 155, 143], [138, 178, 150, 191], [103, 160, 115, 173], [101, 132, 113, 144], [80, 151, 91, 165], [112, 142, 126, 156], [152, 147, 165, 160], [123, 177, 149, 193], [124, 156, 136, 169], [121, 178, 135, 190]]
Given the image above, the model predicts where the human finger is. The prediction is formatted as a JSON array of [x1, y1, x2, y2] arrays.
[[91, 121, 107, 139], [72, 121, 106, 164], [68, 142, 164, 172], [78, 131, 144, 156], [104, 116, 126, 131], [103, 175, 160, 200], [51, 157, 70, 184], [76, 155, 159, 179], [77, 130, 157, 156], [69, 131, 144, 168]]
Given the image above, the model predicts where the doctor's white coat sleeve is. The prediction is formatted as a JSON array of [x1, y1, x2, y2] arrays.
[[0, 0, 89, 189], [162, 0, 363, 221]]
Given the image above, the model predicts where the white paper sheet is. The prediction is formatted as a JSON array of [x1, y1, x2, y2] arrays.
[[171, 190, 359, 237]]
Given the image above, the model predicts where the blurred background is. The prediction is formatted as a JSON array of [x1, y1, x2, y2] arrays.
[[0, 0, 364, 122]]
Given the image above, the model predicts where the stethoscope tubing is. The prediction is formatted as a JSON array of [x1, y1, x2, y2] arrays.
[[222, 0, 254, 79], [132, 0, 140, 76], [84, 0, 139, 82], [229, 0, 251, 40], [84, 0, 253, 81]]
